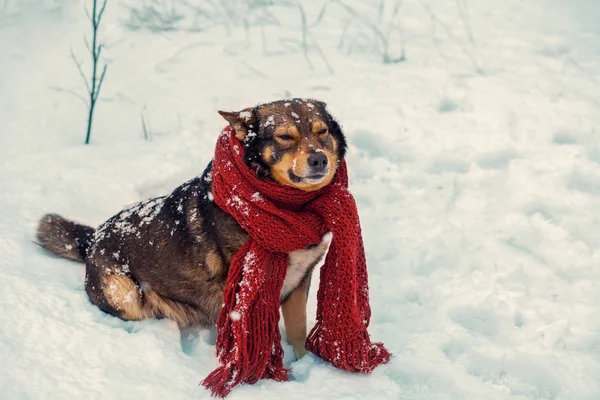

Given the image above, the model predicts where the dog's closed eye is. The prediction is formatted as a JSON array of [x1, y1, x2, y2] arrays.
[[277, 135, 294, 142]]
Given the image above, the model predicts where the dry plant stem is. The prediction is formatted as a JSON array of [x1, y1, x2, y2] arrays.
[[71, 0, 108, 145]]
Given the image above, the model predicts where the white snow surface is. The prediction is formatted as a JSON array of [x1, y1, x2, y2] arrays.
[[2, 0, 600, 399]]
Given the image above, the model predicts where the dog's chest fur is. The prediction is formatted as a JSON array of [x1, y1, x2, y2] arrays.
[[282, 232, 332, 296], [200, 177, 332, 300]]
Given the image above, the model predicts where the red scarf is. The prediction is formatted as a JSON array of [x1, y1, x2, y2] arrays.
[[202, 126, 391, 397]]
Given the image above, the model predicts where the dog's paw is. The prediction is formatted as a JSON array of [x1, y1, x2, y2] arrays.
[[292, 341, 308, 360]]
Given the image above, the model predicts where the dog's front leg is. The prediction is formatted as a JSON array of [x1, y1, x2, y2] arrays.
[[281, 278, 309, 359]]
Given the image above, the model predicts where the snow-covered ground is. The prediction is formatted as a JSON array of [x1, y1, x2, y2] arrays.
[[2, 0, 600, 398]]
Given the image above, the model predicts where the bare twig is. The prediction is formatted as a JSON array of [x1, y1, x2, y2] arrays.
[[71, 0, 109, 145], [154, 40, 211, 71], [260, 23, 268, 56], [416, 0, 481, 71], [455, 0, 477, 51], [93, 64, 108, 103], [69, 48, 91, 94], [296, 2, 313, 70], [84, 37, 92, 54], [141, 105, 152, 141], [377, 0, 384, 22], [386, 0, 406, 62], [84, 5, 92, 23], [313, 0, 404, 64], [306, 29, 335, 74], [562, 57, 597, 82], [48, 86, 88, 107], [122, 0, 406, 69], [97, 0, 108, 22], [245, 64, 267, 79], [338, 15, 355, 49]]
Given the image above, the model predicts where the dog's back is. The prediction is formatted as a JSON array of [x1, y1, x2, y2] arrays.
[[36, 172, 241, 327]]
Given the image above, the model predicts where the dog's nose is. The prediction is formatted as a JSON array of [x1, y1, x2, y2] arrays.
[[307, 152, 328, 173]]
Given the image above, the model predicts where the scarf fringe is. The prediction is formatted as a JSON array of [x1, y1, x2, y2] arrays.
[[306, 324, 391, 373], [201, 363, 290, 398], [201, 366, 236, 398]]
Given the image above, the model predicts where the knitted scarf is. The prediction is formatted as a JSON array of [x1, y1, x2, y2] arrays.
[[201, 126, 391, 397]]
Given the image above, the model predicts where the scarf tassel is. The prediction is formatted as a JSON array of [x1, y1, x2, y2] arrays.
[[202, 361, 290, 397], [306, 324, 391, 374]]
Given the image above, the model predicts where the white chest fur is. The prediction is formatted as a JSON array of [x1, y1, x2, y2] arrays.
[[280, 232, 332, 298]]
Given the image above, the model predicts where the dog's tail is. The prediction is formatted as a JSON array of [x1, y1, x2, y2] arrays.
[[36, 214, 95, 262]]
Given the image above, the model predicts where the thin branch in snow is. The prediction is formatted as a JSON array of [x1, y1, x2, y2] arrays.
[[141, 105, 152, 141], [84, 5, 92, 23], [93, 64, 107, 103], [296, 1, 314, 70], [48, 86, 88, 107], [70, 0, 109, 145], [455, 0, 477, 50], [70, 48, 91, 94], [416, 0, 481, 71]]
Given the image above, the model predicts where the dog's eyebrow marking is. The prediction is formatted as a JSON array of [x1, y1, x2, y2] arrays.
[[311, 119, 328, 135], [262, 146, 274, 163], [274, 124, 300, 139]]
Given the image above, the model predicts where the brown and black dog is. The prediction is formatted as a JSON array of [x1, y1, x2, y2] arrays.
[[36, 98, 347, 359]]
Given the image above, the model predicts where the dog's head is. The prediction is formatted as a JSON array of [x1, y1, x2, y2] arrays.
[[219, 98, 347, 192]]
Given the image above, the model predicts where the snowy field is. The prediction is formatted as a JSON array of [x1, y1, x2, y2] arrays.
[[2, 0, 600, 398]]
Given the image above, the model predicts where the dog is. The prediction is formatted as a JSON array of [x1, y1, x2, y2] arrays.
[[36, 98, 347, 359]]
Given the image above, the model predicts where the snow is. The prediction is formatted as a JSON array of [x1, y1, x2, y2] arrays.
[[238, 111, 252, 121], [229, 311, 242, 322], [251, 192, 264, 203], [1, 0, 600, 399], [226, 195, 250, 217], [263, 115, 275, 128]]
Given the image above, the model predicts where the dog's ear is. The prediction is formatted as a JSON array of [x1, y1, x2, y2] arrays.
[[317, 102, 347, 160], [218, 108, 256, 141]]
